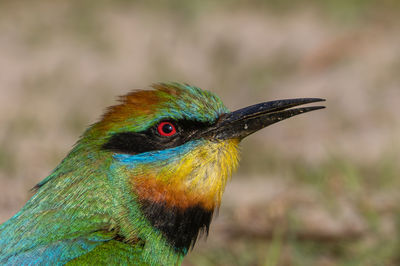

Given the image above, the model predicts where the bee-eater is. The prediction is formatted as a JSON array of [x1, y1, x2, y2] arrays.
[[0, 83, 324, 265]]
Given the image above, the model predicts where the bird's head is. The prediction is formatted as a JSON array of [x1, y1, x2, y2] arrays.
[[71, 82, 324, 252], [88, 83, 238, 210]]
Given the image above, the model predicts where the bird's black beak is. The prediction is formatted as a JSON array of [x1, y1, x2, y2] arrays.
[[203, 98, 325, 140]]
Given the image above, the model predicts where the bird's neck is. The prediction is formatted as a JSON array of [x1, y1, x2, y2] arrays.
[[113, 139, 240, 253], [28, 138, 240, 259]]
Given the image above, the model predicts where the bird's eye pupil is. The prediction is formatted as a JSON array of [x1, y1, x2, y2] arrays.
[[157, 122, 177, 137], [163, 124, 173, 133]]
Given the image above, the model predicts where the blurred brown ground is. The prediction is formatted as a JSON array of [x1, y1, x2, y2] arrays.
[[0, 1, 399, 265]]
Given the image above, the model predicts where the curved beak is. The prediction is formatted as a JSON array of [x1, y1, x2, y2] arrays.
[[203, 98, 325, 140]]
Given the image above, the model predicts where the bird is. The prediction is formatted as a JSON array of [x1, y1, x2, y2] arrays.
[[0, 83, 325, 265]]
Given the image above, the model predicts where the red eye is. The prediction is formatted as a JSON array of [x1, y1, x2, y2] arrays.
[[157, 121, 177, 137]]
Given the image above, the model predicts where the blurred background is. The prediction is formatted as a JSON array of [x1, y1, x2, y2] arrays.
[[0, 1, 399, 265]]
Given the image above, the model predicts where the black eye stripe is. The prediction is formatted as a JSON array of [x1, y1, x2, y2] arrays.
[[102, 119, 213, 155]]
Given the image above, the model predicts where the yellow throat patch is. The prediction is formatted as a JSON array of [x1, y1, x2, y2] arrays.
[[132, 139, 240, 210]]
